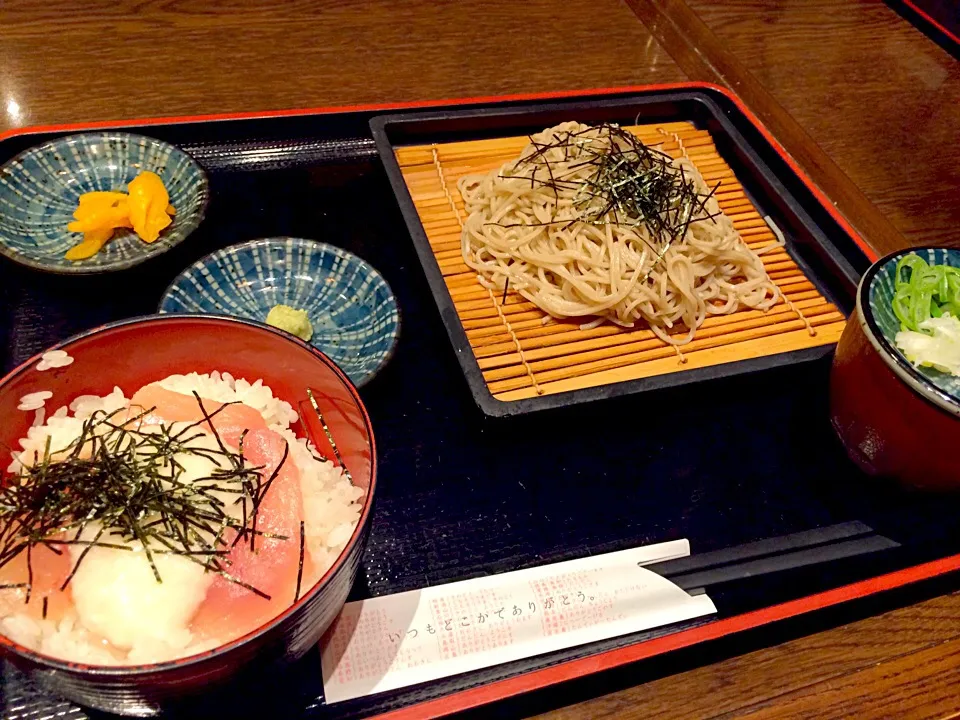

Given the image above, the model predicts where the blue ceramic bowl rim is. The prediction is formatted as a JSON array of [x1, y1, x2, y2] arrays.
[[157, 237, 401, 387], [0, 132, 210, 275], [0, 314, 377, 676], [858, 247, 960, 418]]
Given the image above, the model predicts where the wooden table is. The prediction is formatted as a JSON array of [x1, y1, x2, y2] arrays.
[[2, 1, 959, 717]]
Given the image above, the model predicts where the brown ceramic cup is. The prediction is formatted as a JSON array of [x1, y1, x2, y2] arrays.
[[830, 248, 960, 491]]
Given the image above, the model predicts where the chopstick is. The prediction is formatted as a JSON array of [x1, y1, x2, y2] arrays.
[[645, 522, 900, 592], [181, 137, 378, 172]]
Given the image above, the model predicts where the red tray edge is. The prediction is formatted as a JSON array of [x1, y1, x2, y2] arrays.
[[900, 0, 960, 47]]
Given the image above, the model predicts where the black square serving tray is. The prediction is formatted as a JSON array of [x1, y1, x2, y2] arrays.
[[2, 84, 960, 720], [370, 90, 869, 417]]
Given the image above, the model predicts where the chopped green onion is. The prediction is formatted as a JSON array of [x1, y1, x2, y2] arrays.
[[891, 255, 960, 333]]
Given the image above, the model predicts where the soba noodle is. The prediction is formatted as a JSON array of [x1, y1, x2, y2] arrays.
[[458, 122, 780, 345]]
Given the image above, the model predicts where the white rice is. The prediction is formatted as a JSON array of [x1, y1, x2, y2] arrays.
[[158, 371, 299, 428], [17, 390, 52, 412], [36, 350, 74, 372], [0, 372, 365, 665]]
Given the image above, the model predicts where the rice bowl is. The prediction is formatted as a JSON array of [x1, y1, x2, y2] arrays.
[[0, 315, 377, 715], [1, 371, 364, 666]]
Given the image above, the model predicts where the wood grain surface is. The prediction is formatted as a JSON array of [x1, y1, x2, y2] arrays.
[[642, 0, 960, 254], [0, 0, 683, 131], [1, 0, 959, 718], [532, 589, 960, 719]]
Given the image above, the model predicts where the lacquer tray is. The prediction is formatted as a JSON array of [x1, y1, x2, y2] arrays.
[[2, 84, 960, 720], [372, 93, 865, 416], [890, 0, 960, 55]]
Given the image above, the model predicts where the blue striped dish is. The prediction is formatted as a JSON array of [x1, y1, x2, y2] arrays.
[[159, 238, 400, 386], [0, 132, 208, 273], [863, 247, 960, 414]]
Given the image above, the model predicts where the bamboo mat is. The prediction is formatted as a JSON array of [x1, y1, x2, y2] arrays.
[[395, 122, 846, 402]]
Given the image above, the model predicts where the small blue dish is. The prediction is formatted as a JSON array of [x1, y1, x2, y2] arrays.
[[865, 246, 960, 412], [159, 238, 400, 386], [0, 132, 208, 273]]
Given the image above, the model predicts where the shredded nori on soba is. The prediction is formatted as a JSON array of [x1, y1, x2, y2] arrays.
[[490, 123, 722, 267], [0, 396, 291, 602]]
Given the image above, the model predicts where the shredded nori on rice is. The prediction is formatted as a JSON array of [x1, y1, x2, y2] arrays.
[[0, 396, 290, 602]]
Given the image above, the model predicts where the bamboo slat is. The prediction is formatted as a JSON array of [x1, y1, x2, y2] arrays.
[[395, 122, 846, 402]]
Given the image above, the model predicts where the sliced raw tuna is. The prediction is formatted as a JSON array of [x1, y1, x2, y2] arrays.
[[0, 541, 74, 623], [114, 385, 306, 644], [189, 427, 305, 643], [127, 384, 267, 439]]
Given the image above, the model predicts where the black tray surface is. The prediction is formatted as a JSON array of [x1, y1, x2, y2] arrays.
[[1, 89, 959, 720]]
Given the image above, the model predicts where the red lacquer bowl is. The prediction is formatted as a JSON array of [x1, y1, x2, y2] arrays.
[[830, 249, 960, 491], [0, 315, 377, 715]]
